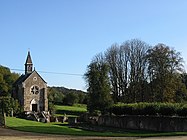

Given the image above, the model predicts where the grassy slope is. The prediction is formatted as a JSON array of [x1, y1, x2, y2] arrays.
[[55, 104, 87, 117], [6, 117, 135, 137], [6, 117, 187, 137], [55, 104, 87, 112]]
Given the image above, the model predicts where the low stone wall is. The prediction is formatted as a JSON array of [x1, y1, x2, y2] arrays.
[[97, 115, 187, 132]]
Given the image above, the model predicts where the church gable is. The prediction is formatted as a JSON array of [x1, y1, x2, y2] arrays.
[[23, 71, 47, 96], [24, 71, 47, 87]]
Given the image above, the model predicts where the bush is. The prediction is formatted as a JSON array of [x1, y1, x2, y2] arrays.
[[111, 102, 187, 117], [158, 103, 176, 116], [143, 103, 159, 116], [176, 105, 187, 116], [122, 105, 133, 115]]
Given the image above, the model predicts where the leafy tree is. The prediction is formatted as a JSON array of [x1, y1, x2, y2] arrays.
[[0, 97, 22, 116], [85, 54, 113, 114], [146, 44, 185, 102], [48, 87, 64, 104], [0, 65, 21, 116], [63, 92, 79, 106], [0, 65, 19, 96], [77, 92, 87, 104]]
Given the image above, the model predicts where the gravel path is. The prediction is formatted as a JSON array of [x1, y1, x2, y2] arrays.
[[0, 127, 187, 140]]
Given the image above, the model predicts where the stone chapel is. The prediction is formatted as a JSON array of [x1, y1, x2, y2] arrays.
[[13, 51, 48, 112]]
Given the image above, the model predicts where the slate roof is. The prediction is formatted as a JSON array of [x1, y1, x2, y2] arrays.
[[13, 73, 32, 86], [25, 51, 32, 64]]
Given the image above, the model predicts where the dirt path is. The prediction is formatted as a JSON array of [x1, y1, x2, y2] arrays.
[[0, 127, 187, 140], [0, 127, 135, 140]]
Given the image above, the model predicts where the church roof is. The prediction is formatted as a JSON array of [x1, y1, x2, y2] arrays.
[[14, 70, 47, 86], [25, 51, 32, 64], [14, 73, 32, 85]]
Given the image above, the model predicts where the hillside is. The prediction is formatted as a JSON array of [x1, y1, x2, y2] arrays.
[[48, 86, 87, 95], [48, 86, 87, 105]]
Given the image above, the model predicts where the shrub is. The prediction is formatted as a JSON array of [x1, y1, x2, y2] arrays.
[[158, 103, 176, 116], [111, 102, 187, 117], [176, 104, 187, 116], [143, 103, 159, 116], [111, 104, 123, 115], [122, 104, 133, 115]]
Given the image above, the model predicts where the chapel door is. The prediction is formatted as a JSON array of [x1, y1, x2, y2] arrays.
[[32, 104, 37, 112]]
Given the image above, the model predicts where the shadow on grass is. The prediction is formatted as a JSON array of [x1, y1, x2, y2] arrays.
[[53, 123, 187, 137], [8, 125, 89, 136], [7, 124, 187, 137]]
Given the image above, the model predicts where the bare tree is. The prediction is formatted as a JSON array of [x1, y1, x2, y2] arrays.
[[105, 39, 149, 103], [127, 39, 150, 102], [105, 44, 120, 102]]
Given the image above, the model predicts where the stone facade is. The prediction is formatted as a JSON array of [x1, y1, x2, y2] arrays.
[[13, 51, 48, 112]]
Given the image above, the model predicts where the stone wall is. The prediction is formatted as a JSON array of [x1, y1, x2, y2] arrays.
[[97, 115, 187, 132]]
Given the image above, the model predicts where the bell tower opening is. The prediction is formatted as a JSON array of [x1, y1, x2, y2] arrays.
[[25, 51, 33, 74]]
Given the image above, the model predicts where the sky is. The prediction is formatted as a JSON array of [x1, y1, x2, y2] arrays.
[[0, 0, 187, 91]]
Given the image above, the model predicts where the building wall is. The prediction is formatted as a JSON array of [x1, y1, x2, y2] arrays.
[[97, 115, 187, 132], [21, 72, 48, 112]]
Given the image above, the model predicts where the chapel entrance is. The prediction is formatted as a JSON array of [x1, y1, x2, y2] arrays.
[[30, 99, 38, 112], [32, 104, 37, 112]]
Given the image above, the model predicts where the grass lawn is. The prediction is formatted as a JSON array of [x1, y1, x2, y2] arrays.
[[55, 104, 87, 117], [6, 117, 187, 137]]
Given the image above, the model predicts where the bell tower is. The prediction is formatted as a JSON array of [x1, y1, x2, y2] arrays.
[[25, 51, 33, 74]]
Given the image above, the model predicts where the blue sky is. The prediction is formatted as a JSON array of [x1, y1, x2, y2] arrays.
[[0, 0, 187, 91]]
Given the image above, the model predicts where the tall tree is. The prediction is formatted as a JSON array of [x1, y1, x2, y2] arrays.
[[85, 54, 113, 114], [105, 39, 149, 103], [0, 65, 19, 96], [146, 44, 185, 102], [105, 44, 121, 102], [126, 39, 149, 102]]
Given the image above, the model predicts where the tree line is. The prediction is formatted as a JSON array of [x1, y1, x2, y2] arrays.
[[85, 39, 187, 114], [0, 65, 22, 115], [48, 86, 87, 105]]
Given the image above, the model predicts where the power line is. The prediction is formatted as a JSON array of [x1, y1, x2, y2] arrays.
[[10, 68, 84, 76]]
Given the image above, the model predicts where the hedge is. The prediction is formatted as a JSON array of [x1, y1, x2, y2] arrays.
[[111, 102, 187, 117]]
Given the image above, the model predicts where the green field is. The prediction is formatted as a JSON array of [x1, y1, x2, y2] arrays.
[[55, 104, 87, 117]]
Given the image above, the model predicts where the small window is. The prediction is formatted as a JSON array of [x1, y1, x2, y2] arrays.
[[33, 77, 37, 81]]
